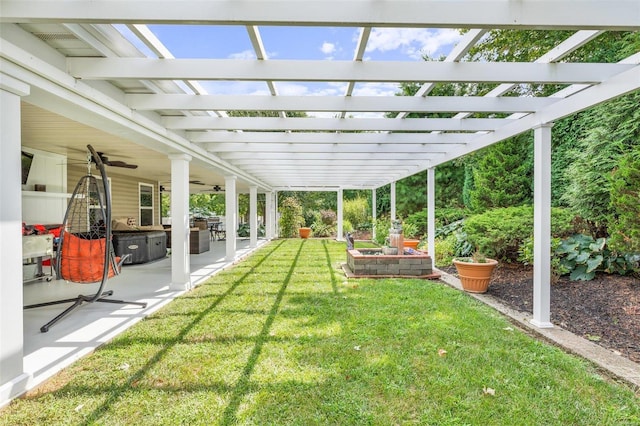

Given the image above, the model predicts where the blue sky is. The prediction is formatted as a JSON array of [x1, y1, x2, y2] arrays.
[[120, 25, 462, 110]]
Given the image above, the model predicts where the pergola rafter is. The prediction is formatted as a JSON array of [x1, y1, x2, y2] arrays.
[[2, 3, 640, 405]]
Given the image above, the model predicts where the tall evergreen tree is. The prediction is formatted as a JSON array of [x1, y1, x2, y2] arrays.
[[467, 134, 534, 212]]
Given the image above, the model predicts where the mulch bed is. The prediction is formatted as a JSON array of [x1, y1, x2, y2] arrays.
[[441, 263, 640, 363]]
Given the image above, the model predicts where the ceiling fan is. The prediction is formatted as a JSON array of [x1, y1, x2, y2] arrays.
[[92, 151, 138, 169], [199, 184, 224, 193]]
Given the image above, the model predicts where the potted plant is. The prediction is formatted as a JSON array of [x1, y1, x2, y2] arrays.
[[452, 252, 498, 293], [299, 227, 312, 238], [401, 221, 421, 250]]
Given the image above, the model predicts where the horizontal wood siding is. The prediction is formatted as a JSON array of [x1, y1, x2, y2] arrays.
[[67, 166, 159, 225]]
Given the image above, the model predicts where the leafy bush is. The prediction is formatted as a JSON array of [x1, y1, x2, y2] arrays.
[[311, 222, 334, 238], [464, 206, 576, 260], [608, 150, 640, 253], [555, 234, 639, 281], [279, 197, 304, 238], [401, 221, 419, 239], [342, 219, 354, 235], [372, 217, 391, 246], [237, 223, 265, 238], [517, 237, 568, 283], [310, 211, 336, 238], [436, 207, 467, 227], [403, 207, 467, 238], [434, 234, 456, 267], [237, 223, 250, 237], [343, 197, 370, 230], [404, 211, 426, 237], [320, 209, 337, 225]]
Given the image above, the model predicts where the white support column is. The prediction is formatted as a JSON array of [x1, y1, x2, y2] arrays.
[[236, 192, 241, 228], [427, 168, 436, 258], [337, 188, 344, 241], [531, 123, 554, 328], [249, 186, 258, 248], [371, 188, 377, 242], [168, 153, 192, 291], [0, 75, 30, 405], [225, 175, 237, 261], [265, 191, 273, 239], [390, 181, 397, 221], [274, 191, 279, 238]]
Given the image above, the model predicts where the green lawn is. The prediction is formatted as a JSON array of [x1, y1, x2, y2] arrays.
[[2, 239, 638, 425]]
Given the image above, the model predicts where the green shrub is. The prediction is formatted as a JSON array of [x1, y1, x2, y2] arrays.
[[279, 196, 304, 238], [372, 217, 391, 246], [434, 235, 456, 267], [404, 211, 426, 237], [464, 206, 576, 261], [436, 207, 467, 227], [310, 210, 335, 237], [320, 209, 337, 225], [517, 236, 568, 283], [608, 150, 640, 253], [401, 221, 419, 239], [555, 234, 639, 280], [404, 207, 467, 238], [342, 219, 354, 235], [343, 197, 370, 230]]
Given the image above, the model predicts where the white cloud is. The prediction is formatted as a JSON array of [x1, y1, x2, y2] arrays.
[[352, 82, 400, 97], [366, 28, 462, 59], [278, 83, 312, 96], [321, 42, 336, 55], [228, 49, 256, 60]]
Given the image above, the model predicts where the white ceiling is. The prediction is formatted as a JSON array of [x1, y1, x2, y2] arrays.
[[1, 0, 639, 192]]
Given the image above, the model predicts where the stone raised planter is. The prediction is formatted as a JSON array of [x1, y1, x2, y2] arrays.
[[343, 248, 439, 279]]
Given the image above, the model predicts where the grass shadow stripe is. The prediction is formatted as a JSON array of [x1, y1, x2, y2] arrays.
[[78, 240, 285, 425], [221, 240, 305, 425]]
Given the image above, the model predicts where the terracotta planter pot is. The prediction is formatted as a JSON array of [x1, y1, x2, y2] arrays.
[[453, 258, 498, 293], [404, 239, 420, 250], [299, 227, 311, 239]]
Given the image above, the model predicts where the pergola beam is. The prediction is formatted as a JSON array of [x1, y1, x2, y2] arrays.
[[193, 132, 471, 144], [3, 1, 638, 30], [128, 94, 557, 113], [68, 58, 631, 84], [177, 117, 512, 132], [209, 143, 457, 154]]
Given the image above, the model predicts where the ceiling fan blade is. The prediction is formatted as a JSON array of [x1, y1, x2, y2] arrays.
[[107, 160, 138, 169]]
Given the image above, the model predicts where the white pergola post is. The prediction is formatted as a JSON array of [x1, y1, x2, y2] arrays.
[[371, 188, 377, 242], [249, 186, 258, 248], [337, 188, 344, 241], [168, 153, 192, 291], [265, 191, 273, 239], [225, 175, 237, 261], [274, 191, 279, 238], [427, 168, 436, 258], [390, 181, 397, 221], [531, 123, 554, 328], [0, 76, 30, 403]]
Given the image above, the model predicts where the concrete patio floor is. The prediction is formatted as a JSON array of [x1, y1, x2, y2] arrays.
[[21, 237, 268, 394]]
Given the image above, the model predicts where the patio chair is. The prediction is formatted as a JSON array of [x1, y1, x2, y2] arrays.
[[24, 144, 147, 332]]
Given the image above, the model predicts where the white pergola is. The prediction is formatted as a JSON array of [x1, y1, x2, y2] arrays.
[[1, 0, 639, 406]]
